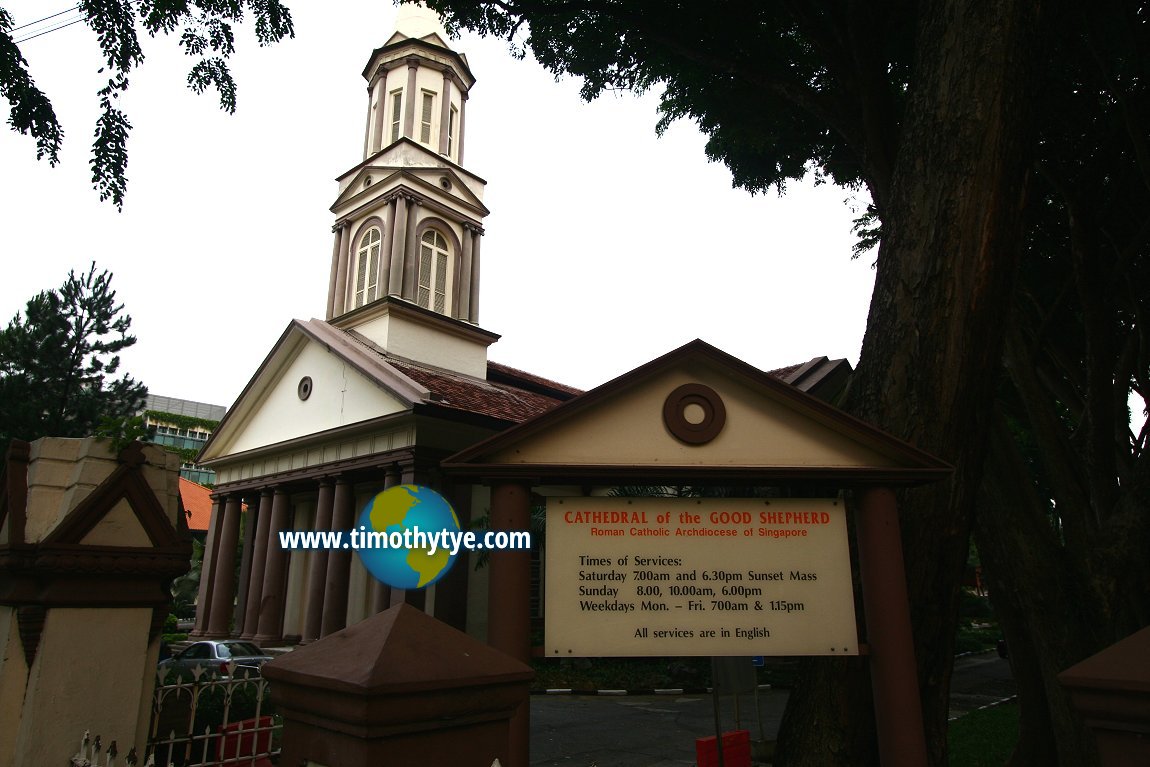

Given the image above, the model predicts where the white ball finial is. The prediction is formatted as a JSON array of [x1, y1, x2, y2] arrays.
[[395, 3, 449, 41]]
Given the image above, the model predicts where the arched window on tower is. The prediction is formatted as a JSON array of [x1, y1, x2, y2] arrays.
[[353, 226, 383, 308], [418, 229, 450, 313]]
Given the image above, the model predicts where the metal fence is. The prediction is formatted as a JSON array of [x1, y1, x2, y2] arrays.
[[69, 731, 139, 766], [71, 663, 280, 767], [148, 663, 280, 767]]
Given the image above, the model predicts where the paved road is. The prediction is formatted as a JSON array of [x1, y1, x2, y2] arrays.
[[530, 652, 1015, 766], [532, 688, 786, 767], [948, 650, 1017, 719]]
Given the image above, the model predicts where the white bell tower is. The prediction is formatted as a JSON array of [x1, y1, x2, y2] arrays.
[[323, 4, 496, 379]]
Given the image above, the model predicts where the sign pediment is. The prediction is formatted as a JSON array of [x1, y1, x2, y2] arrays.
[[443, 340, 951, 485]]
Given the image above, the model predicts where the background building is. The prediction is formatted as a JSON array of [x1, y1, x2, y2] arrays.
[[143, 394, 226, 485]]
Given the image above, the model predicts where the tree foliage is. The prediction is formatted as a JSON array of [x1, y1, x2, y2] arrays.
[[0, 0, 294, 207], [970, 7, 1150, 760], [0, 263, 147, 457], [426, 2, 1148, 765], [430, 1, 910, 205]]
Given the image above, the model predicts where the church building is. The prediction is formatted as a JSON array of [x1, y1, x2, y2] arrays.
[[191, 6, 850, 647], [191, 7, 582, 645]]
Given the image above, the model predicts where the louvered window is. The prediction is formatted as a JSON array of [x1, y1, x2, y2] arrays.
[[418, 230, 449, 312], [420, 91, 435, 144], [447, 106, 457, 156], [354, 227, 382, 308], [390, 90, 402, 142]]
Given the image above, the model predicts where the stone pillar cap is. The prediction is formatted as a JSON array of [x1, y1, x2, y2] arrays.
[[1059, 626, 1150, 694], [263, 602, 533, 695]]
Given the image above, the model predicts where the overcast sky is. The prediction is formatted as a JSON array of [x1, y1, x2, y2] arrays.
[[0, 1, 876, 409]]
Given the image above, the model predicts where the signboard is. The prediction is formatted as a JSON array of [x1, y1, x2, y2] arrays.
[[544, 497, 858, 656]]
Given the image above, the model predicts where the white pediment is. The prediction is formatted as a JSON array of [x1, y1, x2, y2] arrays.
[[381, 31, 452, 50], [334, 140, 488, 208], [200, 321, 429, 463]]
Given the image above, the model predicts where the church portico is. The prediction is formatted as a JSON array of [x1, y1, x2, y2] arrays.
[[193, 456, 439, 644]]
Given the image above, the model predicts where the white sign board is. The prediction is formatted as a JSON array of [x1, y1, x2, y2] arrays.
[[544, 497, 858, 656]]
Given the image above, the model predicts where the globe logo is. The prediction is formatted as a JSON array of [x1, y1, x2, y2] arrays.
[[355, 485, 461, 589]]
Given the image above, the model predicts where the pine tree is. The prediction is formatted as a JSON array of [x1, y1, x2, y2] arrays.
[[0, 263, 147, 457]]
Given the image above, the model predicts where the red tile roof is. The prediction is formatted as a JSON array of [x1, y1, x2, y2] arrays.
[[768, 362, 803, 380], [486, 361, 584, 397], [385, 356, 580, 423], [327, 320, 842, 425], [179, 477, 213, 532]]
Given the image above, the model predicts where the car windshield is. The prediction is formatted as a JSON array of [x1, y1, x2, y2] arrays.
[[217, 642, 263, 658]]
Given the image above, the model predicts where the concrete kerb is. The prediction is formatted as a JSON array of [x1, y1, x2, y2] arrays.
[[536, 684, 773, 696]]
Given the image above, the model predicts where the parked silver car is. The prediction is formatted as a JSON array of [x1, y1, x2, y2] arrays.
[[158, 640, 273, 677]]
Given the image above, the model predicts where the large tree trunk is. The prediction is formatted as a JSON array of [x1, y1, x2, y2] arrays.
[[974, 409, 1102, 766], [968, 168, 1150, 764], [775, 0, 1040, 764]]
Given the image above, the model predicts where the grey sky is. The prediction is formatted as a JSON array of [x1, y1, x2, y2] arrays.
[[0, 1, 875, 408]]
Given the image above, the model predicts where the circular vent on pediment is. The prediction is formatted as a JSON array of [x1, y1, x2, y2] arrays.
[[298, 376, 313, 401], [363, 176, 373, 189], [439, 176, 452, 191], [663, 383, 725, 445]]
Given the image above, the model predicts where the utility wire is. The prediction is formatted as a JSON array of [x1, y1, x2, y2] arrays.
[[11, 4, 80, 32], [14, 17, 86, 44]]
